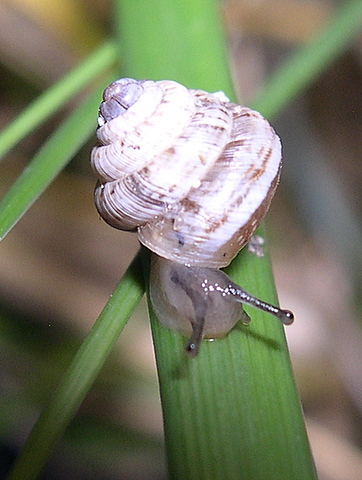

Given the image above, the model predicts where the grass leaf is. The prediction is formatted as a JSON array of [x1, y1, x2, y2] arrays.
[[0, 76, 114, 241], [6, 251, 144, 480], [6, 0, 362, 478]]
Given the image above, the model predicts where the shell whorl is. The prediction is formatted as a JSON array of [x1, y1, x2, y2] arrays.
[[91, 78, 282, 268]]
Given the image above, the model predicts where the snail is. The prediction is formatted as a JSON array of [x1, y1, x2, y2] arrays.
[[91, 78, 294, 356]]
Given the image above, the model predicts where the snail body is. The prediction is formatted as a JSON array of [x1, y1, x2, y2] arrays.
[[91, 78, 293, 355]]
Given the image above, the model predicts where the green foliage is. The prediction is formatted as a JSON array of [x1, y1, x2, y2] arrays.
[[3, 0, 362, 479]]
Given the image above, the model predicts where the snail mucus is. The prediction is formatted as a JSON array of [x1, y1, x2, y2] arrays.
[[91, 78, 294, 356]]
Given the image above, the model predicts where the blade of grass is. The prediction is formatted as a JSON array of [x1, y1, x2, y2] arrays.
[[6, 0, 362, 478], [0, 40, 117, 161], [0, 75, 114, 241], [113, 0, 316, 479], [146, 241, 316, 479], [6, 250, 144, 480], [251, 0, 362, 118], [113, 0, 235, 95]]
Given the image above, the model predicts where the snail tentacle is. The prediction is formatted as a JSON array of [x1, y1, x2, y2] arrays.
[[225, 284, 294, 326]]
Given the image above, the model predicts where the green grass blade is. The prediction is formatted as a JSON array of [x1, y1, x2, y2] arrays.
[[251, 0, 362, 118], [0, 41, 117, 161], [6, 0, 362, 478], [6, 251, 144, 480], [113, 0, 235, 95], [113, 0, 317, 479], [0, 78, 113, 241], [148, 244, 315, 479]]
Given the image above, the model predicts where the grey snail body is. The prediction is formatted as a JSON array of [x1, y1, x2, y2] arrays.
[[91, 78, 293, 355]]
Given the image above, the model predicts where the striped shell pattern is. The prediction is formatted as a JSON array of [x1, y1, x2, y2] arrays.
[[91, 78, 282, 269]]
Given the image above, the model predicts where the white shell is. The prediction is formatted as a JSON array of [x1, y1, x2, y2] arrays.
[[91, 78, 282, 268]]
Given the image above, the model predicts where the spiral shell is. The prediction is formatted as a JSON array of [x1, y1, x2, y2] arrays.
[[91, 78, 281, 269]]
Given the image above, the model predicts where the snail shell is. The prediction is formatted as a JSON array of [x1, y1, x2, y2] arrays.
[[91, 78, 281, 268], [91, 78, 293, 355]]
